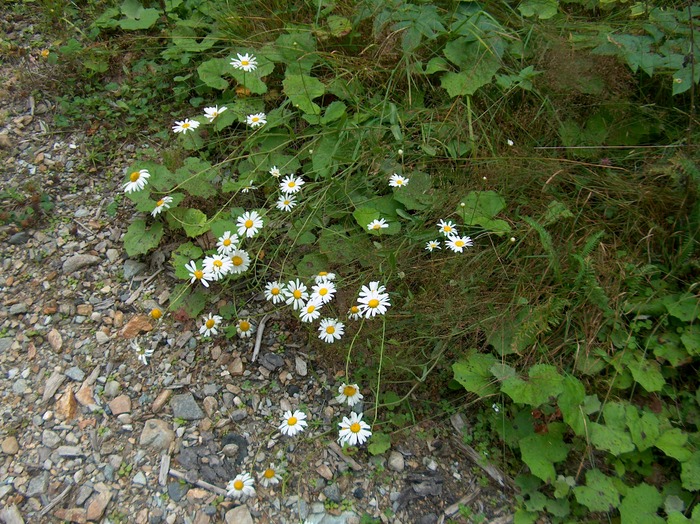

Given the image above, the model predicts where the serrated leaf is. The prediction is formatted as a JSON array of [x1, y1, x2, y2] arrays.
[[458, 190, 506, 220], [663, 293, 699, 322], [589, 422, 635, 456], [625, 407, 660, 452], [123, 220, 163, 256], [168, 208, 208, 237], [391, 172, 433, 211], [119, 0, 160, 30], [452, 351, 498, 396], [519, 429, 570, 483], [557, 375, 586, 436], [619, 483, 664, 524], [682, 451, 700, 491], [171, 242, 203, 279], [627, 354, 665, 392], [197, 58, 229, 90], [283, 74, 325, 115], [173, 157, 218, 198], [441, 37, 502, 96], [573, 469, 620, 512], [327, 15, 352, 37], [518, 0, 559, 19], [367, 432, 391, 455], [681, 325, 700, 355], [656, 428, 692, 461], [501, 364, 564, 407]]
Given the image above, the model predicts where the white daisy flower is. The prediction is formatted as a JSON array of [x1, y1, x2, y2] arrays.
[[445, 234, 473, 253], [151, 196, 173, 217], [269, 166, 281, 178], [507, 139, 514, 146], [357, 281, 391, 318], [389, 174, 409, 188], [299, 298, 323, 323], [203, 105, 227, 122], [237, 210, 264, 238], [314, 272, 336, 284], [279, 175, 305, 194], [437, 219, 458, 237], [185, 260, 213, 288], [347, 305, 362, 321], [226, 472, 255, 499], [131, 340, 154, 365], [336, 383, 363, 406], [259, 464, 283, 488], [276, 195, 297, 212], [172, 118, 200, 134], [246, 113, 266, 128], [216, 231, 239, 256], [203, 254, 233, 280], [283, 279, 308, 310], [230, 53, 258, 72], [123, 169, 150, 193], [237, 318, 255, 338], [367, 218, 389, 231], [229, 249, 251, 274], [425, 240, 441, 252], [318, 319, 344, 343], [311, 280, 336, 304], [241, 182, 257, 193], [200, 313, 223, 337], [264, 281, 285, 304], [338, 412, 372, 446], [279, 410, 308, 437]]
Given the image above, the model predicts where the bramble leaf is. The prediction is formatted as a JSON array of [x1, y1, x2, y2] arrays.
[[519, 427, 570, 483], [573, 469, 620, 512], [452, 351, 498, 396], [123, 220, 163, 256], [283, 74, 325, 115], [619, 483, 664, 524], [367, 432, 391, 455]]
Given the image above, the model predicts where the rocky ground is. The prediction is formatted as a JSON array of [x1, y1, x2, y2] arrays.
[[0, 11, 515, 524]]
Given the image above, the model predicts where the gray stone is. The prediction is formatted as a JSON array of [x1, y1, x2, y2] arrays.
[[24, 471, 49, 497], [11, 379, 28, 395], [74, 207, 90, 218], [0, 504, 24, 524], [0, 338, 13, 352], [103, 380, 120, 398], [57, 445, 84, 457], [322, 483, 342, 503], [132, 472, 147, 485], [62, 254, 101, 274], [295, 356, 308, 376], [1, 437, 19, 455], [231, 408, 247, 421], [75, 485, 94, 506], [225, 506, 253, 524], [167, 481, 188, 502], [95, 331, 110, 345], [417, 514, 438, 524], [123, 260, 147, 280], [318, 512, 360, 524], [106, 249, 119, 264], [65, 366, 85, 382], [388, 451, 405, 472], [42, 371, 66, 402], [8, 232, 29, 245], [171, 393, 204, 420], [41, 429, 61, 448], [9, 304, 27, 315], [260, 352, 285, 371], [139, 419, 175, 451], [202, 384, 219, 396]]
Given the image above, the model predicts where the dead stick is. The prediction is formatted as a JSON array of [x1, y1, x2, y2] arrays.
[[38, 484, 72, 516], [327, 442, 363, 471], [168, 468, 227, 497], [251, 314, 270, 362]]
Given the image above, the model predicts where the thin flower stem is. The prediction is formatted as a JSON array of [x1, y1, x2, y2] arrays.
[[345, 318, 365, 379], [372, 316, 387, 427]]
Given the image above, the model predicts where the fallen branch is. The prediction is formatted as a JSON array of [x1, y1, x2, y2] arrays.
[[251, 314, 270, 363], [168, 468, 227, 497], [327, 442, 363, 471], [38, 484, 72, 517]]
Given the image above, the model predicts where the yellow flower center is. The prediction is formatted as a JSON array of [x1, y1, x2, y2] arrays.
[[130, 171, 140, 182], [455, 240, 464, 247], [368, 299, 380, 308], [223, 238, 231, 246], [150, 308, 162, 319], [444, 225, 452, 232], [239, 320, 250, 331], [293, 289, 302, 299], [326, 326, 335, 334], [350, 422, 361, 433], [252, 117, 259, 122], [41, 49, 50, 58], [182, 122, 190, 129], [214, 259, 222, 268], [372, 223, 381, 230], [194, 270, 204, 280], [263, 468, 275, 479], [288, 416, 297, 426], [245, 219, 254, 228], [156, 199, 164, 206], [271, 287, 280, 295], [284, 200, 290, 205], [233, 480, 244, 490], [307, 305, 315, 313], [232, 256, 243, 266], [350, 306, 359, 314], [206, 319, 215, 328], [396, 179, 403, 185], [288, 181, 295, 188], [318, 272, 328, 276], [241, 60, 249, 66], [343, 385, 356, 397], [319, 288, 328, 296]]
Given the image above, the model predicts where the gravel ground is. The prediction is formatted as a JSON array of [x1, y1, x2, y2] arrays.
[[0, 11, 515, 524]]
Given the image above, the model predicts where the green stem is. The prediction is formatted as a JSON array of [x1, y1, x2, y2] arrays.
[[345, 318, 365, 379], [372, 316, 387, 427]]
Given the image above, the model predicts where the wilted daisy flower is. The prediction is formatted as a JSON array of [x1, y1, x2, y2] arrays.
[[389, 174, 409, 188], [425, 240, 441, 252], [203, 254, 233, 280], [283, 279, 308, 310], [185, 260, 213, 288], [264, 281, 285, 304], [150, 196, 173, 217], [437, 219, 458, 237], [347, 305, 362, 320], [229, 249, 251, 274], [226, 472, 255, 499], [204, 105, 227, 122], [123, 169, 150, 193], [367, 218, 389, 231], [445, 234, 473, 253], [357, 281, 391, 318], [237, 210, 263, 238], [311, 280, 336, 304], [230, 53, 257, 72], [300, 298, 323, 323], [216, 231, 239, 256], [269, 166, 281, 178], [200, 313, 223, 337], [237, 318, 255, 338], [336, 383, 363, 406], [280, 175, 305, 194], [131, 339, 154, 365], [338, 412, 372, 446], [507, 139, 514, 146], [276, 195, 297, 212], [247, 113, 266, 128], [318, 318, 344, 343], [172, 118, 200, 134], [279, 410, 308, 437], [258, 464, 283, 488], [241, 181, 257, 193], [314, 271, 336, 284]]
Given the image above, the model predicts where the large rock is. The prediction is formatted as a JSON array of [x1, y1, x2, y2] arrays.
[[62, 254, 101, 274], [225, 506, 253, 524], [86, 490, 112, 521], [171, 393, 204, 420], [139, 419, 175, 451]]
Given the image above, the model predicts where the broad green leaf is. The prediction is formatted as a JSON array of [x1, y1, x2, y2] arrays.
[[681, 325, 700, 355], [209, 220, 238, 239], [391, 171, 433, 211], [123, 220, 163, 256], [229, 59, 274, 95], [663, 293, 699, 322], [424, 57, 450, 74], [296, 253, 329, 278], [321, 101, 347, 124], [264, 32, 318, 74], [672, 65, 700, 96], [619, 484, 664, 524], [197, 58, 229, 90], [169, 284, 205, 318], [573, 469, 620, 512], [283, 74, 325, 115], [174, 157, 217, 198], [353, 205, 401, 236], [501, 364, 564, 407], [367, 432, 391, 455], [171, 242, 203, 280], [518, 0, 559, 19], [452, 351, 498, 396], [557, 375, 586, 436], [319, 228, 373, 264], [625, 407, 660, 451], [627, 355, 665, 392], [168, 208, 209, 238], [170, 25, 218, 53], [458, 190, 506, 221], [681, 451, 700, 491], [119, 0, 160, 30], [656, 428, 692, 461], [589, 422, 635, 456], [327, 15, 352, 37], [441, 37, 502, 96], [519, 428, 569, 483]]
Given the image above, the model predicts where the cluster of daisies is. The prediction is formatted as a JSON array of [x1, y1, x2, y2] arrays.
[[425, 219, 474, 253], [268, 165, 305, 213], [366, 173, 410, 232], [226, 382, 371, 500]]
